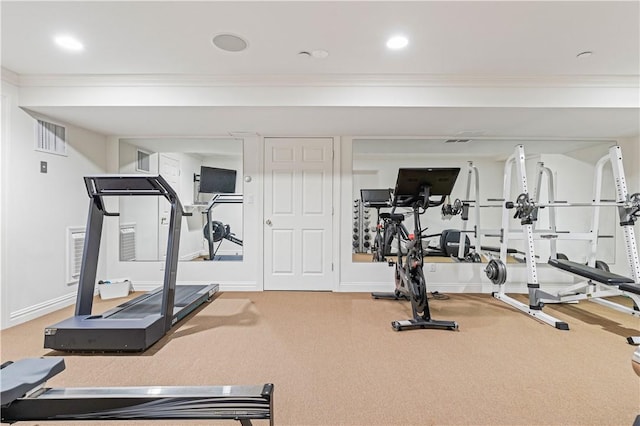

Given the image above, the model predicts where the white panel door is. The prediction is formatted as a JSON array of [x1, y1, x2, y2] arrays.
[[264, 138, 333, 291], [159, 154, 180, 260]]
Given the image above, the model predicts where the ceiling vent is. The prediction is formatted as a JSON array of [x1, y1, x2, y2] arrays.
[[445, 139, 471, 143]]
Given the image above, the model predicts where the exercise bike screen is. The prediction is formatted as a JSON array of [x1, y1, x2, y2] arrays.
[[394, 168, 460, 197]]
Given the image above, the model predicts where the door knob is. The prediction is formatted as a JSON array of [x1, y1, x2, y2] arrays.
[[265, 219, 272, 226]]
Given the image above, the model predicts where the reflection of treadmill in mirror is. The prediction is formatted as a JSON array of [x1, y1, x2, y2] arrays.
[[44, 175, 219, 352], [198, 166, 243, 261]]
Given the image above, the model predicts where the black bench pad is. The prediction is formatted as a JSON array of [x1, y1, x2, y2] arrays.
[[548, 258, 634, 285], [1, 358, 65, 405], [619, 284, 640, 295]]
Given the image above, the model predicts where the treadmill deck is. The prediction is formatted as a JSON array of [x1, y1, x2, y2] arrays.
[[44, 284, 218, 352]]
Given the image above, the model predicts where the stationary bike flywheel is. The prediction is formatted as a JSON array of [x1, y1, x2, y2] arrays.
[[203, 221, 228, 243]]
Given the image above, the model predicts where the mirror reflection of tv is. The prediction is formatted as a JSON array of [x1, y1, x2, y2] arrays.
[[199, 166, 237, 194]]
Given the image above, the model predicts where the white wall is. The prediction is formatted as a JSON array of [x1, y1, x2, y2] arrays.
[[0, 80, 108, 329]]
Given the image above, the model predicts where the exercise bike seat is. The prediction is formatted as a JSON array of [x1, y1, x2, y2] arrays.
[[380, 212, 405, 222], [1, 358, 65, 405]]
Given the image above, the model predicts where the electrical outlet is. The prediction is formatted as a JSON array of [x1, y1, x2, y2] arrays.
[[40, 161, 47, 173], [429, 263, 436, 272]]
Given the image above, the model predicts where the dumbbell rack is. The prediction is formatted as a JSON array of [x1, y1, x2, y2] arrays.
[[352, 199, 372, 253]]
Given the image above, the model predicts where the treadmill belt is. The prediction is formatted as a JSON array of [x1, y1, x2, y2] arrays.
[[107, 286, 204, 319]]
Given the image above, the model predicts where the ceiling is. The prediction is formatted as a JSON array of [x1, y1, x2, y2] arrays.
[[2, 1, 639, 141], [2, 1, 638, 76]]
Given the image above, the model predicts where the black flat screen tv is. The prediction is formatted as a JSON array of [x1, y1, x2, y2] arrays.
[[199, 166, 237, 194]]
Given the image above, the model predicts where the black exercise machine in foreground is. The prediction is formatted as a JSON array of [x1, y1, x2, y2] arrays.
[[44, 175, 218, 352], [0, 358, 273, 425], [372, 168, 461, 331]]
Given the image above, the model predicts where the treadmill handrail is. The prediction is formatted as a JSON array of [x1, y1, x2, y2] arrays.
[[83, 174, 189, 215]]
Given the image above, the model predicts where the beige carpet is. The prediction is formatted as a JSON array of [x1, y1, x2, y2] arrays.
[[1, 291, 639, 425]]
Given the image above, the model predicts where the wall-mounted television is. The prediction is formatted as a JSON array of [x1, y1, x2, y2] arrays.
[[199, 166, 237, 194]]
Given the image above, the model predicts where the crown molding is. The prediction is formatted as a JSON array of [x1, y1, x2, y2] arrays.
[[14, 73, 640, 89], [1, 68, 20, 86]]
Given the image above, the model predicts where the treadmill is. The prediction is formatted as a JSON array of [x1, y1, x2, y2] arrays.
[[44, 175, 219, 352]]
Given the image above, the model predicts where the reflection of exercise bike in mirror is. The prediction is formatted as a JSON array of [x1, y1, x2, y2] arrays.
[[360, 188, 400, 262], [202, 193, 243, 261], [372, 168, 461, 332], [377, 210, 411, 262]]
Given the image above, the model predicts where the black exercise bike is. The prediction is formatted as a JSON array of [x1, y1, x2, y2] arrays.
[[372, 168, 461, 332]]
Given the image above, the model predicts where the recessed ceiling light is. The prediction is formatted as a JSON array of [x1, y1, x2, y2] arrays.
[[386, 35, 409, 50], [212, 33, 248, 52], [54, 35, 84, 51], [576, 51, 593, 58]]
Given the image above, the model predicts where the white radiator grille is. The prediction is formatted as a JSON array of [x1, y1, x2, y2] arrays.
[[67, 227, 85, 284], [36, 119, 67, 156], [120, 225, 136, 261]]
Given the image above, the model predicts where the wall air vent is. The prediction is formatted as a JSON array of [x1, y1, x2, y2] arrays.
[[67, 227, 85, 284], [120, 223, 136, 261], [36, 119, 67, 156], [445, 139, 472, 143]]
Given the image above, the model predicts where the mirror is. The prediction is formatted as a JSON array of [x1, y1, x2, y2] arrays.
[[351, 138, 616, 265], [118, 138, 243, 262]]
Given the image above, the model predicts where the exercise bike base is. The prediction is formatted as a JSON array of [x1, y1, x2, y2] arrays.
[[391, 319, 458, 332], [371, 292, 409, 301]]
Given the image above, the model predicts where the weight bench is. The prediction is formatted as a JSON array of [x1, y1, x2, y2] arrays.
[[1, 358, 274, 425], [547, 259, 640, 345], [548, 258, 635, 286]]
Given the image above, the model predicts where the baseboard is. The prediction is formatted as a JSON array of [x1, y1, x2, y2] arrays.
[[8, 291, 76, 328]]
